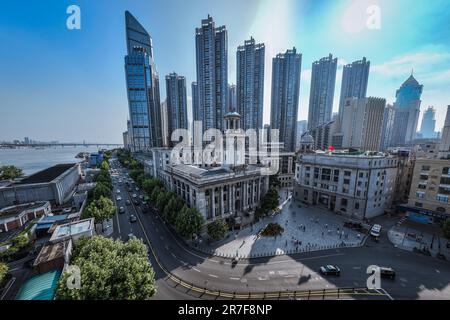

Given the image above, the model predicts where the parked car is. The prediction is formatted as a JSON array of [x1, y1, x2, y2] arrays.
[[379, 267, 396, 279], [129, 215, 137, 223], [319, 265, 341, 276], [370, 224, 382, 237]]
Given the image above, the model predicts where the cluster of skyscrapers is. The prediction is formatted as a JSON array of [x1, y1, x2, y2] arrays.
[[122, 11, 430, 156]]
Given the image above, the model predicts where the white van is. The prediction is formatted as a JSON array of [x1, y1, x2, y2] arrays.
[[370, 224, 382, 237]]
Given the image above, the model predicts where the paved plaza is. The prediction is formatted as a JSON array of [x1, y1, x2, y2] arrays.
[[201, 198, 365, 258]]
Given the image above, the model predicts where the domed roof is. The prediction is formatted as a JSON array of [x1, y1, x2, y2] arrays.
[[224, 111, 241, 118], [301, 134, 314, 143]]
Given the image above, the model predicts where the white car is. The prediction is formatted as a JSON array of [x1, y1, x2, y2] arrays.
[[370, 224, 382, 237], [116, 189, 121, 194], [116, 196, 122, 201]]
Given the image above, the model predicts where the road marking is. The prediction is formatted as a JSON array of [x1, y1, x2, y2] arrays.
[[230, 277, 240, 280], [171, 253, 177, 259], [240, 278, 247, 283], [283, 275, 296, 278], [208, 274, 218, 278], [353, 266, 361, 270], [193, 268, 201, 273]]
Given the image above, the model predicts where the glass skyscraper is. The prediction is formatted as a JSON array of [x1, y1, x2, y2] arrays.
[[308, 54, 337, 130], [195, 15, 228, 132], [420, 106, 437, 139], [270, 48, 302, 152], [236, 37, 265, 131], [338, 57, 370, 122], [124, 11, 163, 151], [165, 73, 188, 145], [390, 74, 423, 146]]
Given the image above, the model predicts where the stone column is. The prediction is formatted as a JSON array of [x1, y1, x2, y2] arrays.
[[211, 188, 216, 220], [220, 186, 224, 217]]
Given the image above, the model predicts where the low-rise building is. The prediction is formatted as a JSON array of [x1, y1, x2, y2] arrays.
[[49, 218, 95, 244], [33, 239, 72, 274], [294, 151, 398, 220], [0, 201, 51, 232], [0, 163, 81, 208]]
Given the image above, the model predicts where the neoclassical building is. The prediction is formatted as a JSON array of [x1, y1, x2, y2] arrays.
[[138, 112, 270, 225]]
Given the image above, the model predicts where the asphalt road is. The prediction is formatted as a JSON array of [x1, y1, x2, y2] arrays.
[[109, 160, 450, 300]]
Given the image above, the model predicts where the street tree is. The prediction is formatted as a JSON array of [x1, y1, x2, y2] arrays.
[[56, 236, 156, 300], [100, 160, 109, 171], [207, 219, 228, 241], [175, 206, 204, 239], [93, 182, 112, 199], [83, 196, 116, 223]]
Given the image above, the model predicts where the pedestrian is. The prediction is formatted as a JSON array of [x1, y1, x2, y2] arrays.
[[322, 232, 324, 237], [357, 233, 361, 239], [285, 240, 288, 246], [325, 223, 328, 229]]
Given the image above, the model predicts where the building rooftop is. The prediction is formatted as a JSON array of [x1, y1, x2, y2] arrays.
[[15, 163, 76, 185], [0, 201, 49, 219], [15, 270, 62, 300], [49, 218, 94, 242], [33, 239, 70, 267]]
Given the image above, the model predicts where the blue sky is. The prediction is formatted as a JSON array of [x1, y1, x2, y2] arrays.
[[0, 0, 449, 143]]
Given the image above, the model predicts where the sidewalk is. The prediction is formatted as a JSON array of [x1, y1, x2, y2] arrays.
[[388, 221, 450, 260], [196, 199, 366, 259]]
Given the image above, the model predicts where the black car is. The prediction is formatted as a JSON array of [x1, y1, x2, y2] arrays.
[[380, 267, 396, 279], [129, 215, 137, 223], [319, 265, 341, 276], [126, 200, 131, 206]]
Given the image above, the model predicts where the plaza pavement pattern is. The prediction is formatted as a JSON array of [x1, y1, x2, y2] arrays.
[[203, 199, 365, 259]]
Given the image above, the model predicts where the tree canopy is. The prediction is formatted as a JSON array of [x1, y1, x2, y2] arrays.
[[56, 236, 156, 300], [0, 165, 23, 180], [83, 196, 116, 223], [93, 182, 112, 200], [207, 219, 228, 241], [175, 206, 204, 239], [0, 262, 9, 285]]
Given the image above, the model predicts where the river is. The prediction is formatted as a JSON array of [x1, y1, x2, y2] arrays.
[[0, 146, 106, 176]]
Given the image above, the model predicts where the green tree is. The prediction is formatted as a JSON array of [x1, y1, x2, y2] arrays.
[[156, 191, 171, 212], [100, 160, 110, 171], [0, 262, 8, 285], [11, 233, 29, 250], [0, 165, 23, 180], [55, 236, 156, 300], [142, 178, 163, 195], [207, 219, 228, 241], [443, 219, 450, 239], [83, 196, 116, 223], [175, 206, 204, 239], [150, 187, 161, 203], [94, 171, 112, 189], [93, 182, 112, 200], [163, 196, 183, 224]]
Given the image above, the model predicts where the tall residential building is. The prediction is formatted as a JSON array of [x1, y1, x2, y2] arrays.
[[296, 120, 308, 149], [390, 74, 423, 146], [438, 105, 450, 159], [236, 37, 265, 131], [165, 73, 188, 146], [340, 97, 386, 151], [195, 15, 228, 132], [338, 57, 370, 122], [420, 106, 437, 139], [270, 48, 302, 152], [124, 11, 163, 151], [228, 84, 237, 112], [192, 81, 199, 132], [380, 104, 395, 151], [308, 54, 337, 130], [160, 100, 169, 147]]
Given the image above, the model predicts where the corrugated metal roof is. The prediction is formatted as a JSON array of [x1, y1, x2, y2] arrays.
[[16, 270, 62, 300]]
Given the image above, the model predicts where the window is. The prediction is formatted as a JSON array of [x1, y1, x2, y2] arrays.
[[355, 202, 360, 209], [321, 168, 331, 181], [415, 202, 423, 207], [436, 194, 449, 203], [341, 199, 348, 207], [359, 172, 364, 178], [442, 167, 450, 175], [416, 192, 425, 199], [438, 186, 450, 195], [420, 175, 429, 181], [344, 179, 350, 185], [344, 171, 351, 176], [422, 165, 430, 171], [440, 177, 450, 185]]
